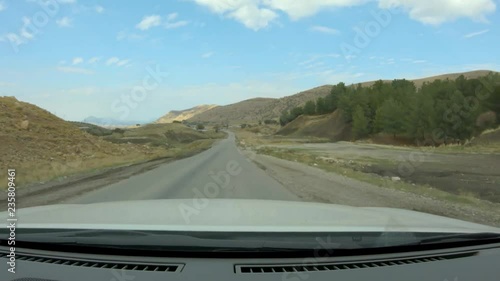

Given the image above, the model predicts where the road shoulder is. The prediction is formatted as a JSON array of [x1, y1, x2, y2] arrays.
[[248, 151, 500, 227]]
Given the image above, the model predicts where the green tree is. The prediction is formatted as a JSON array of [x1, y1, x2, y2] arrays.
[[196, 124, 205, 131], [352, 106, 369, 139], [303, 100, 316, 115], [290, 106, 304, 120], [406, 92, 435, 143], [279, 110, 291, 126], [315, 97, 328, 114], [375, 98, 405, 138]]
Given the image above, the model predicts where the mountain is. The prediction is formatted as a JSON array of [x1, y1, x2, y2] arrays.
[[187, 70, 497, 125], [0, 96, 161, 186], [82, 116, 153, 127], [156, 104, 218, 124], [355, 70, 495, 88], [188, 86, 333, 124]]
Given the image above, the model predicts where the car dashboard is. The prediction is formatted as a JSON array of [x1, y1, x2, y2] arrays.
[[1, 242, 499, 281]]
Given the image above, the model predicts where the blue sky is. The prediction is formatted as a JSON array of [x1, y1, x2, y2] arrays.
[[0, 0, 499, 121]]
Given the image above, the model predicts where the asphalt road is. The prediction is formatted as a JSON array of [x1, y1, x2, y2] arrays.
[[67, 132, 299, 204]]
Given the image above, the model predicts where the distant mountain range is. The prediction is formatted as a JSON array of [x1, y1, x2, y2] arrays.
[[82, 116, 154, 127], [155, 105, 218, 124]]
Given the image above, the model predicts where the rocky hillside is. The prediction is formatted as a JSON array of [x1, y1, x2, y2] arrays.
[[0, 97, 166, 186], [189, 86, 333, 124], [187, 70, 495, 125], [156, 104, 218, 123]]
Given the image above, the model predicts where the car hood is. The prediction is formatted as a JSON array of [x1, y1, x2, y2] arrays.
[[3, 199, 499, 233]]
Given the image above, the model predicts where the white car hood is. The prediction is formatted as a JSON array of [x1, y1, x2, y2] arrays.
[[3, 199, 499, 233]]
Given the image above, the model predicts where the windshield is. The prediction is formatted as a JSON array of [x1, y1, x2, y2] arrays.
[[1, 0, 500, 259]]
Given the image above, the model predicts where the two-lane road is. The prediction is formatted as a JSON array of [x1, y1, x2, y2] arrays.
[[67, 132, 299, 204]]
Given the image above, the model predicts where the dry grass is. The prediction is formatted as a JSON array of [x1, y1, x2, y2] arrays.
[[234, 126, 329, 149], [0, 97, 225, 188], [235, 126, 495, 207], [257, 146, 488, 206]]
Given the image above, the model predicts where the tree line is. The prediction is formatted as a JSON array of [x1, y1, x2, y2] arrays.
[[279, 73, 500, 144]]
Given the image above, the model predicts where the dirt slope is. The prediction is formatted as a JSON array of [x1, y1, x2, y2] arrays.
[[276, 110, 352, 141], [156, 104, 218, 123], [0, 97, 166, 186]]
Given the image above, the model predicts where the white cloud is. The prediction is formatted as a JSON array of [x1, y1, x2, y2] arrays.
[[88, 57, 101, 64], [105, 57, 130, 67], [165, 20, 190, 29], [378, 0, 496, 25], [58, 60, 67, 65], [72, 57, 84, 65], [163, 13, 190, 29], [116, 59, 130, 67], [57, 0, 76, 3], [0, 2, 6, 12], [192, 0, 496, 29], [0, 16, 38, 47], [167, 13, 178, 21], [263, 0, 367, 20], [412, 60, 427, 64], [202, 52, 214, 58], [229, 5, 277, 30], [310, 25, 339, 35], [136, 15, 162, 30], [56, 17, 73, 27], [464, 29, 490, 39], [57, 66, 94, 75], [106, 57, 120, 65], [95, 5, 104, 13], [193, 0, 277, 30]]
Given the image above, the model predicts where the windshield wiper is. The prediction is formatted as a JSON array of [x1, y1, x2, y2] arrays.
[[416, 232, 500, 245], [0, 229, 344, 251]]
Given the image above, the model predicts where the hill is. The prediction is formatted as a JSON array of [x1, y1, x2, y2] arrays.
[[82, 116, 153, 127], [188, 70, 496, 125], [356, 70, 494, 88], [276, 110, 352, 141], [69, 121, 113, 136], [156, 104, 218, 124], [189, 86, 333, 124], [103, 123, 225, 147], [0, 97, 187, 187]]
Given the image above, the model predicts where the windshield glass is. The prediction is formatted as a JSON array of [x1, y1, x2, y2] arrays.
[[1, 0, 500, 256]]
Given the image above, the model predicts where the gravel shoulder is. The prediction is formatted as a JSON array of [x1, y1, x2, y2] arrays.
[[248, 151, 500, 227]]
